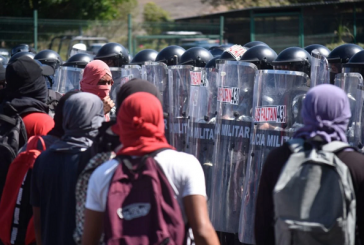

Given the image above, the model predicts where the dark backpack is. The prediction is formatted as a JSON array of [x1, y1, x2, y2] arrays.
[[0, 103, 27, 201], [104, 151, 185, 245]]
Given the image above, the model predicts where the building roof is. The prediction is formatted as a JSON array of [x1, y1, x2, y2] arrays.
[[175, 0, 362, 20]]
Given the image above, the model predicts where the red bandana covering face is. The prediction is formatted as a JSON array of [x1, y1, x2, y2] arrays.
[[80, 60, 112, 99], [115, 92, 174, 156]]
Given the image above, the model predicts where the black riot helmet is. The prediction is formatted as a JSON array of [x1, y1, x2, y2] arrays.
[[34, 49, 62, 70], [155, 45, 185, 66], [327, 43, 363, 83], [205, 56, 220, 69], [343, 50, 364, 77], [220, 45, 248, 61], [94, 42, 129, 67], [271, 47, 311, 76], [8, 52, 35, 64], [0, 55, 8, 66], [130, 49, 158, 65], [241, 45, 277, 69], [208, 44, 232, 57], [11, 44, 29, 56], [243, 41, 269, 48], [62, 53, 94, 68], [180, 47, 213, 67], [304, 44, 331, 57]]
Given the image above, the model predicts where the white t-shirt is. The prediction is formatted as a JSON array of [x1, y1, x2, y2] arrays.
[[85, 149, 206, 221]]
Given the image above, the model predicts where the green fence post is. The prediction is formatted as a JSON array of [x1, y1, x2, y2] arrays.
[[299, 7, 304, 47], [250, 10, 255, 42], [33, 9, 38, 51], [133, 38, 137, 57], [219, 16, 224, 45], [128, 14, 132, 55], [353, 3, 357, 44]]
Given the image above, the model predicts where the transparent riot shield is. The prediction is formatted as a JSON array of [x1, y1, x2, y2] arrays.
[[208, 60, 258, 234], [238, 70, 309, 244], [335, 72, 364, 150], [187, 67, 218, 197], [168, 65, 193, 152], [52, 66, 84, 94], [141, 62, 170, 142], [310, 49, 330, 87], [109, 65, 142, 102]]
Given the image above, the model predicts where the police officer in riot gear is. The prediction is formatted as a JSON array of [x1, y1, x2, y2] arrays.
[[94, 42, 129, 67], [34, 50, 62, 88], [8, 52, 35, 64], [130, 49, 158, 65], [11, 44, 30, 56], [208, 44, 232, 57], [155, 45, 185, 66], [180, 47, 213, 67], [327, 43, 363, 84], [219, 45, 248, 61], [304, 44, 330, 57], [243, 41, 269, 48], [34, 50, 62, 70], [62, 53, 94, 68], [343, 50, 364, 77], [271, 47, 311, 76], [241, 45, 277, 70]]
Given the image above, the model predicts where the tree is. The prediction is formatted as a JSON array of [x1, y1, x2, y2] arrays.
[[0, 0, 132, 20], [143, 2, 172, 22]]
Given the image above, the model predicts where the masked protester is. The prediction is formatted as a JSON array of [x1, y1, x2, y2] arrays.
[[82, 92, 219, 245], [254, 84, 364, 245], [0, 91, 78, 245], [73, 79, 161, 245], [30, 92, 104, 245], [80, 60, 115, 121]]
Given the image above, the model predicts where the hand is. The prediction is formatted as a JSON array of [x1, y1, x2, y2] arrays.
[[103, 96, 115, 115]]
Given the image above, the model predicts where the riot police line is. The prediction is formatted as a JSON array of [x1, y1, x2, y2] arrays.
[[2, 41, 364, 245]]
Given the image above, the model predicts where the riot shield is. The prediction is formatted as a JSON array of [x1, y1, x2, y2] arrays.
[[238, 70, 309, 244], [310, 49, 330, 87], [335, 72, 364, 150], [208, 60, 258, 234], [109, 65, 142, 102], [141, 62, 170, 142], [52, 66, 84, 94], [168, 65, 193, 152], [187, 67, 218, 197]]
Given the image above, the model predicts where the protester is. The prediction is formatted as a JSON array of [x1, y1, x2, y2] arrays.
[[0, 90, 79, 245], [254, 84, 364, 245], [30, 92, 104, 245], [2, 56, 55, 138], [82, 92, 219, 245], [0, 56, 55, 202], [80, 60, 115, 121], [73, 79, 161, 244]]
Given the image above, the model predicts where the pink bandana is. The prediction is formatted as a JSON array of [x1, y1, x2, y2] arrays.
[[80, 60, 112, 99]]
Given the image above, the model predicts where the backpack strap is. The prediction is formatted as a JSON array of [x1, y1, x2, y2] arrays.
[[322, 141, 357, 153], [26, 136, 46, 152], [0, 114, 17, 126], [286, 138, 305, 153]]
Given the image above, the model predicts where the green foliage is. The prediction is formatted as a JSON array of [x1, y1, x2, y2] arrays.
[[0, 0, 132, 20], [143, 2, 172, 22]]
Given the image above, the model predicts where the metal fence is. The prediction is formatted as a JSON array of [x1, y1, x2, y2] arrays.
[[0, 16, 222, 60]]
